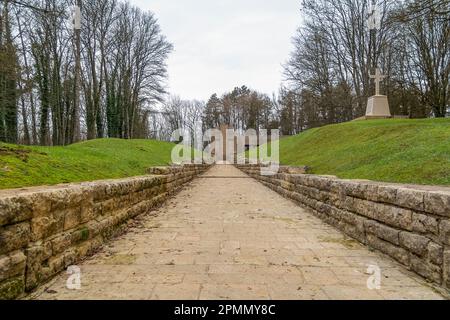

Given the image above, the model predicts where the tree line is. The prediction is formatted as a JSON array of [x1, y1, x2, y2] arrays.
[[155, 87, 279, 143], [0, 0, 172, 145], [1, 0, 448, 146]]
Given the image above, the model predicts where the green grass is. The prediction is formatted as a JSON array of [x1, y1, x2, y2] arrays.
[[0, 138, 176, 189], [272, 118, 450, 186]]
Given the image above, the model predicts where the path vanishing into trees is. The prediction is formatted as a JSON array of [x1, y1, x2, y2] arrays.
[[30, 166, 444, 300]]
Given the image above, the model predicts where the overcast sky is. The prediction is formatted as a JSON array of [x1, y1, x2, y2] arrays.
[[129, 0, 302, 101]]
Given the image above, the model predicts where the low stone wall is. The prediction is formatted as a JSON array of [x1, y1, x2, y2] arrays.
[[0, 164, 210, 299], [236, 164, 450, 291]]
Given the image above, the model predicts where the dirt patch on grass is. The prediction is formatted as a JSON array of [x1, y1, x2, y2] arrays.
[[0, 146, 46, 163]]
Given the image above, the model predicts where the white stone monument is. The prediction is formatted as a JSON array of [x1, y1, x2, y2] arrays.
[[366, 68, 391, 117], [365, 2, 391, 118]]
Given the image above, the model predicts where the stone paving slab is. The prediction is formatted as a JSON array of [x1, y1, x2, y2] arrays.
[[29, 165, 446, 300]]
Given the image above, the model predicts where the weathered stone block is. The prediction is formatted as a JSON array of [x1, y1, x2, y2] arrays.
[[0, 196, 33, 227], [443, 250, 450, 289], [47, 255, 65, 275], [376, 185, 398, 204], [315, 177, 334, 192], [64, 208, 82, 231], [341, 181, 369, 199], [290, 174, 308, 186], [51, 232, 74, 255], [100, 198, 116, 215], [327, 191, 338, 206], [339, 221, 366, 244], [365, 184, 380, 202], [427, 242, 443, 266], [366, 233, 410, 266], [318, 190, 330, 203], [355, 200, 413, 230], [24, 245, 45, 291], [439, 220, 450, 245], [304, 186, 322, 201], [290, 191, 307, 205], [42, 240, 53, 260], [89, 184, 108, 202], [64, 188, 85, 207], [399, 232, 430, 257], [395, 188, 425, 211], [30, 211, 64, 241], [0, 276, 25, 300], [330, 181, 345, 196], [0, 222, 30, 255], [92, 202, 103, 216], [353, 198, 375, 219], [80, 205, 94, 224], [425, 192, 450, 217], [390, 207, 414, 231], [75, 236, 103, 259], [364, 220, 400, 245], [30, 193, 52, 218], [411, 213, 439, 236], [294, 184, 308, 197], [331, 209, 366, 234], [86, 220, 101, 238], [149, 166, 176, 175], [127, 200, 151, 219], [338, 196, 354, 213], [63, 249, 77, 268], [372, 203, 412, 231], [280, 180, 294, 192], [279, 166, 309, 175], [49, 190, 72, 211], [410, 254, 442, 284], [79, 191, 95, 223], [97, 216, 115, 237], [0, 251, 26, 283]]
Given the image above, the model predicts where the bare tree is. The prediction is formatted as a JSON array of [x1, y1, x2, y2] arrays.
[[2, 0, 172, 145]]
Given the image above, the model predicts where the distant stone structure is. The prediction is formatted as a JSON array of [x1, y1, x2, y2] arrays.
[[214, 125, 263, 164], [366, 68, 392, 119], [365, 3, 392, 119], [220, 124, 231, 163]]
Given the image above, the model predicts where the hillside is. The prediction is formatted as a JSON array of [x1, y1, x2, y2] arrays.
[[276, 118, 450, 186], [0, 139, 175, 189]]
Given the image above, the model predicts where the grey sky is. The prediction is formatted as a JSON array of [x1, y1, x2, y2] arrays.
[[129, 0, 302, 101]]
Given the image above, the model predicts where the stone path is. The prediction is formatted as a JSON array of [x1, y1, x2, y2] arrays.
[[30, 166, 445, 300]]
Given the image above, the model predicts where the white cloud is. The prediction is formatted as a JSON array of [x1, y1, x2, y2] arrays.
[[129, 0, 302, 101]]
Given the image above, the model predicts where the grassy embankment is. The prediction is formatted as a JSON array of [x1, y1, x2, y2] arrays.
[[0, 138, 175, 189]]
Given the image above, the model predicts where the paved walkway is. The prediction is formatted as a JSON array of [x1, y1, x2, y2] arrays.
[[31, 166, 444, 300]]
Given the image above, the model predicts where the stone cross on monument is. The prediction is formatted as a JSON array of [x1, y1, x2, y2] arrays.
[[365, 2, 391, 118], [370, 68, 386, 96]]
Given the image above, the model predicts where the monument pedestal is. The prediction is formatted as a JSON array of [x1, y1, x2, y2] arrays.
[[366, 95, 391, 118]]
